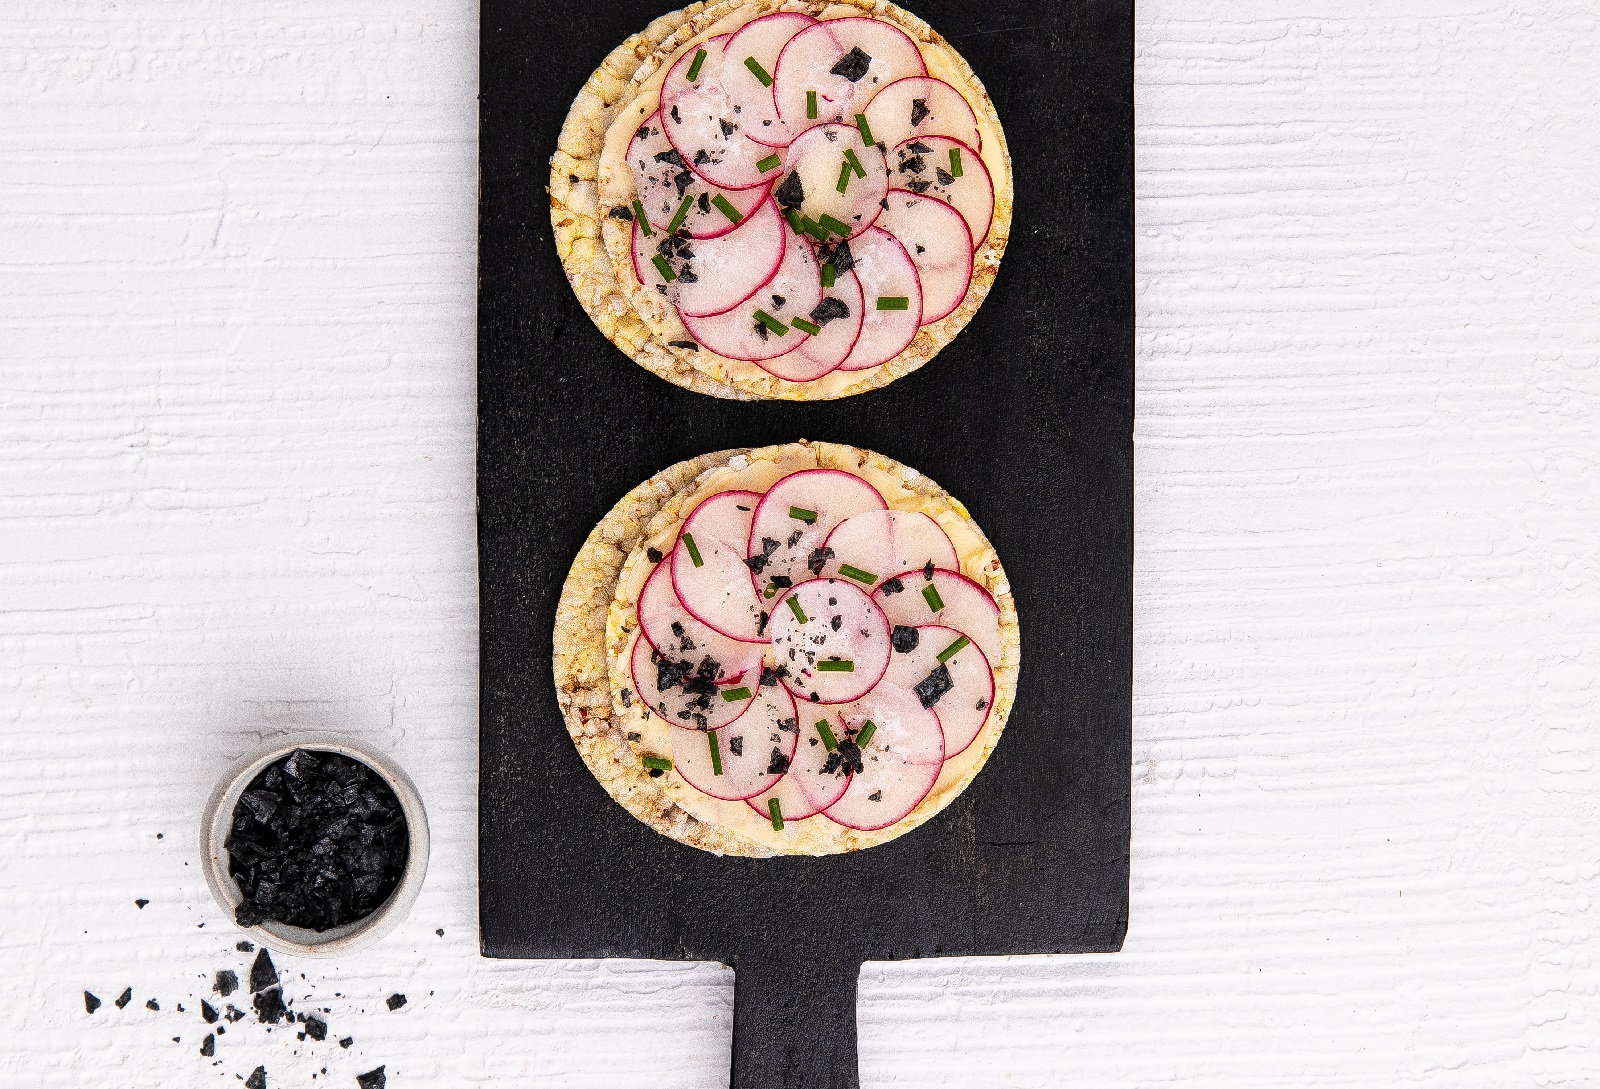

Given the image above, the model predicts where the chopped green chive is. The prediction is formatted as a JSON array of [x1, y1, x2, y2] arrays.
[[937, 634, 971, 663], [768, 797, 784, 829], [836, 160, 853, 194], [821, 262, 837, 288], [789, 506, 817, 523], [838, 563, 878, 586], [854, 112, 874, 145], [806, 90, 818, 119], [949, 146, 964, 178], [711, 193, 743, 223], [791, 316, 821, 336], [764, 585, 777, 599], [922, 584, 945, 613], [687, 48, 707, 82], [854, 720, 877, 749], [633, 200, 653, 235], [816, 658, 854, 672], [801, 216, 830, 243], [818, 213, 852, 237], [786, 596, 808, 624], [784, 207, 805, 234], [666, 193, 694, 234], [753, 309, 788, 336], [682, 531, 704, 567], [651, 254, 677, 282], [641, 755, 672, 771], [707, 730, 724, 775], [876, 296, 910, 311], [843, 147, 866, 179], [744, 56, 774, 86], [814, 719, 838, 751], [720, 686, 753, 703], [757, 152, 782, 173]]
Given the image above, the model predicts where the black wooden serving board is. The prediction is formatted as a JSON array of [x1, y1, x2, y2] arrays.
[[479, 1, 1132, 1085]]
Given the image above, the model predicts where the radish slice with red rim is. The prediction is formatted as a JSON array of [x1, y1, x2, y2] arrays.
[[889, 135, 993, 245], [747, 468, 887, 591], [661, 35, 776, 191], [821, 685, 945, 830], [768, 578, 892, 705], [680, 229, 822, 363], [773, 18, 926, 134], [775, 123, 887, 240], [861, 76, 981, 154], [746, 699, 853, 822], [628, 630, 757, 733], [872, 567, 1002, 667], [836, 226, 921, 370], [672, 683, 800, 801], [670, 490, 768, 641], [724, 12, 817, 148], [636, 199, 786, 318], [820, 510, 958, 585], [877, 190, 973, 325], [636, 560, 764, 686], [880, 623, 994, 758], [626, 114, 771, 239], [770, 262, 863, 381]]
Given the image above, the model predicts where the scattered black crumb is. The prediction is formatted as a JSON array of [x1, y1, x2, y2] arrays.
[[830, 46, 871, 82], [869, 789, 883, 801], [728, 735, 743, 757], [880, 577, 904, 595], [653, 147, 685, 169], [115, 987, 133, 1010], [202, 1000, 219, 1024], [225, 1004, 247, 1023], [156, 832, 164, 839], [249, 949, 279, 994], [386, 993, 407, 1011], [217, 1025, 225, 1034], [906, 140, 932, 154], [910, 98, 929, 126], [891, 625, 920, 653], [340, 1037, 354, 1049], [765, 748, 791, 775], [305, 1015, 327, 1042], [171, 1036, 180, 1043], [923, 561, 936, 580], [237, 941, 255, 953], [670, 104, 680, 124], [906, 179, 931, 194], [84, 991, 101, 1014], [667, 340, 699, 351], [914, 664, 954, 708], [356, 1067, 386, 1089], [809, 297, 849, 327], [649, 767, 664, 778], [692, 149, 710, 166], [146, 998, 160, 1011], [775, 170, 805, 210], [608, 204, 634, 221], [245, 1066, 267, 1089], [976, 698, 988, 710], [436, 928, 444, 937], [819, 238, 854, 273], [135, 898, 149, 909], [935, 167, 954, 186], [718, 118, 736, 137], [822, 739, 864, 777], [177, 1003, 185, 1012], [200, 1033, 215, 1057], [646, 546, 664, 564], [253, 985, 288, 1025]]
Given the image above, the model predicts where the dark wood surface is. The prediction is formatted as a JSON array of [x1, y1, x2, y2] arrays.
[[479, 2, 1132, 1085]]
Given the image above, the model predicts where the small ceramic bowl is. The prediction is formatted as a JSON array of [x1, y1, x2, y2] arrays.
[[200, 734, 430, 958]]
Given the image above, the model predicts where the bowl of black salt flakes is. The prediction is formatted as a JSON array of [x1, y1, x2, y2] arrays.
[[201, 737, 429, 957]]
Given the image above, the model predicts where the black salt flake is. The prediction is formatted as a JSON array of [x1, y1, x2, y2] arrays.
[[200, 1033, 215, 1057], [84, 991, 101, 1014], [830, 46, 872, 82], [356, 1067, 387, 1089], [386, 993, 407, 1011], [910, 98, 929, 126], [115, 987, 133, 1009]]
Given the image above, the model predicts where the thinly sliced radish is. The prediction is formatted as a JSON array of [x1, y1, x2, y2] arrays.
[[776, 124, 887, 239], [633, 199, 785, 318], [672, 683, 799, 801], [636, 560, 764, 688], [724, 12, 816, 147], [836, 227, 921, 370], [861, 76, 981, 153], [773, 18, 926, 134], [889, 135, 994, 244], [820, 510, 958, 584], [670, 490, 767, 642], [768, 578, 892, 704], [628, 630, 757, 733], [747, 468, 887, 591], [746, 698, 852, 822], [871, 567, 1002, 667], [680, 228, 822, 363], [778, 263, 863, 380], [626, 114, 771, 239], [880, 623, 995, 758], [661, 35, 775, 191], [877, 190, 973, 325], [822, 685, 945, 830]]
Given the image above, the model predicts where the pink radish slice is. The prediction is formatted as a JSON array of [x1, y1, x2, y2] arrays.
[[680, 229, 822, 363], [661, 35, 778, 191], [890, 135, 994, 245], [768, 578, 892, 705], [672, 683, 800, 801], [777, 124, 888, 240], [861, 76, 981, 154], [637, 561, 764, 684], [626, 114, 771, 239], [633, 199, 785, 318], [747, 468, 887, 591], [820, 510, 958, 584], [670, 490, 767, 641], [777, 263, 864, 380], [880, 623, 995, 758], [725, 12, 816, 147], [877, 190, 973, 325], [746, 701, 853, 822], [822, 685, 945, 830], [836, 227, 921, 370], [871, 567, 1003, 667], [773, 18, 926, 134], [628, 630, 757, 733]]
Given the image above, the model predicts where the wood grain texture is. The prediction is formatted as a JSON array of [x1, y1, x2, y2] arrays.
[[3, 1, 1600, 1088]]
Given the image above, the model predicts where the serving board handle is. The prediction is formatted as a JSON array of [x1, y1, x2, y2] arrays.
[[731, 949, 861, 1088]]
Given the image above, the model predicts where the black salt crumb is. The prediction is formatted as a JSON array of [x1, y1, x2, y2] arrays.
[[245, 1066, 267, 1089], [156, 832, 164, 839], [225, 1004, 247, 1022], [340, 1037, 354, 1049], [719, 118, 736, 137], [910, 98, 929, 126], [249, 949, 278, 994], [253, 986, 288, 1025], [200, 1033, 215, 1057], [356, 1067, 387, 1089], [146, 998, 160, 1011], [608, 204, 634, 221], [668, 340, 699, 351], [646, 547, 664, 564], [236, 941, 254, 953], [831, 616, 842, 631], [923, 561, 936, 580], [914, 664, 954, 708], [891, 625, 920, 653], [830, 46, 872, 82], [436, 928, 445, 937], [84, 991, 101, 1014], [728, 735, 744, 756], [935, 168, 955, 186], [202, 1000, 219, 1024], [881, 577, 904, 595], [869, 790, 883, 801], [806, 546, 835, 576], [809, 297, 849, 327], [115, 987, 133, 1009], [386, 993, 407, 1011], [135, 898, 149, 909], [775, 170, 805, 209], [305, 1015, 327, 1042]]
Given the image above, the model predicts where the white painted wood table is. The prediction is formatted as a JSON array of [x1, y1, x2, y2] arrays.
[[3, 1, 1598, 1086]]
